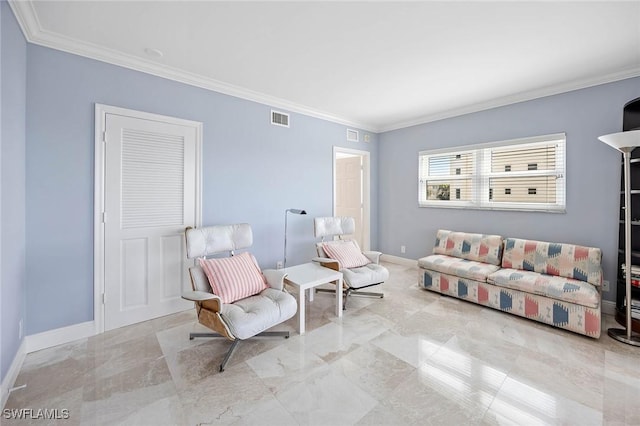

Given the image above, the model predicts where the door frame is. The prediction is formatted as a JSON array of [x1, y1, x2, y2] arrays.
[[333, 146, 370, 251], [94, 104, 202, 334]]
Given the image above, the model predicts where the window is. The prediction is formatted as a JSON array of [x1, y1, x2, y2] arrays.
[[418, 133, 565, 212]]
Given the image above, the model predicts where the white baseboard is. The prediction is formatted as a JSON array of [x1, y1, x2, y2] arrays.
[[25, 321, 96, 354], [380, 254, 418, 268], [602, 300, 616, 316], [1, 339, 26, 410]]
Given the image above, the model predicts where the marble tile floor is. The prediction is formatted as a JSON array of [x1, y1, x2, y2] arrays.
[[5, 262, 640, 425]]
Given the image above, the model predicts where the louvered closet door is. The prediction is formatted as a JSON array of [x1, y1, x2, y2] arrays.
[[104, 113, 196, 331]]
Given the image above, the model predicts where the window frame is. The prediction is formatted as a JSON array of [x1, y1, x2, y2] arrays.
[[418, 133, 566, 213]]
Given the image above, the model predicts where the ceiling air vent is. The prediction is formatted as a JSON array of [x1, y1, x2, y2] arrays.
[[271, 110, 290, 128], [346, 129, 359, 142]]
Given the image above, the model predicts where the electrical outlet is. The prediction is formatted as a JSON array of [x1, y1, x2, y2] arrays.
[[400, 245, 406, 254], [276, 261, 284, 270], [19, 319, 23, 339], [602, 280, 610, 292]]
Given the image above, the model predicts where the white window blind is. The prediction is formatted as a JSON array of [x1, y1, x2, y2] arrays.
[[418, 133, 566, 212]]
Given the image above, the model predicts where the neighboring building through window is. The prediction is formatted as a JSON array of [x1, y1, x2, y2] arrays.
[[418, 133, 566, 212]]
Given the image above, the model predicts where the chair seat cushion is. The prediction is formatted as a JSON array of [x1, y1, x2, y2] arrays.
[[418, 254, 500, 282], [342, 263, 389, 289], [221, 288, 297, 340], [322, 240, 371, 269], [199, 252, 268, 304], [487, 268, 600, 309]]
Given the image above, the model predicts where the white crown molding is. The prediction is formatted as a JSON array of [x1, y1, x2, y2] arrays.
[[8, 0, 377, 133], [9, 0, 640, 135], [379, 66, 640, 133]]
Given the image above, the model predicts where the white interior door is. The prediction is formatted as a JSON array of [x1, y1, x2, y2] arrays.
[[334, 148, 369, 250], [103, 112, 198, 331]]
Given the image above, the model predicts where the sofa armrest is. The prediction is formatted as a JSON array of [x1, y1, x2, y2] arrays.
[[263, 269, 288, 291], [312, 256, 341, 271], [363, 250, 382, 264], [182, 290, 222, 312]]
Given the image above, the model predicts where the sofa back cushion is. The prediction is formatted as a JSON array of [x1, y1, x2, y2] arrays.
[[432, 230, 504, 266], [502, 238, 602, 286]]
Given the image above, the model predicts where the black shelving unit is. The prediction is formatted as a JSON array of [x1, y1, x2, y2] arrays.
[[616, 97, 640, 332]]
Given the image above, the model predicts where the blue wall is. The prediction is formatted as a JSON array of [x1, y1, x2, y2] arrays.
[[1, 0, 27, 381], [25, 44, 379, 335], [378, 77, 640, 302], [2, 1, 638, 383]]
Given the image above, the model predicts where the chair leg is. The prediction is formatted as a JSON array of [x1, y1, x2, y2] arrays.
[[190, 331, 289, 372], [219, 339, 240, 372], [189, 332, 222, 340], [315, 286, 382, 309], [349, 289, 384, 299], [256, 331, 290, 338], [315, 287, 349, 309]]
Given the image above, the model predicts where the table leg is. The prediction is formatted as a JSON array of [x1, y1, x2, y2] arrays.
[[336, 278, 343, 317], [298, 286, 306, 334]]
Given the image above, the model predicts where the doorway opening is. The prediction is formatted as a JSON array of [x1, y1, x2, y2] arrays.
[[333, 147, 370, 250]]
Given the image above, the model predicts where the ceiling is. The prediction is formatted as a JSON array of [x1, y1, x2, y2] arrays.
[[9, 1, 640, 132]]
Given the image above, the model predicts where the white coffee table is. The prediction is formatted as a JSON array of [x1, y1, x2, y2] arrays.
[[283, 262, 343, 334]]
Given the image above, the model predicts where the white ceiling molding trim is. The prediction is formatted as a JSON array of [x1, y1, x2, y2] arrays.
[[8, 1, 640, 135], [7, 0, 377, 132], [380, 66, 640, 133]]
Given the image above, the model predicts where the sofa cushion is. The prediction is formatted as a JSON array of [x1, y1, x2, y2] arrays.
[[502, 238, 603, 287], [432, 230, 503, 266], [343, 263, 389, 289], [221, 288, 297, 340], [487, 268, 599, 309], [418, 254, 500, 282]]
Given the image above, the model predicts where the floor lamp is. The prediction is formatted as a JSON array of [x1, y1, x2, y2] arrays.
[[599, 129, 640, 346], [284, 208, 306, 268]]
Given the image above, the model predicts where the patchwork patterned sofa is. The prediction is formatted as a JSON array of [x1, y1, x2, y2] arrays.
[[418, 230, 603, 338]]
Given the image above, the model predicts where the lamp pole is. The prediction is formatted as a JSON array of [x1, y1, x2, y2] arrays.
[[599, 130, 640, 346]]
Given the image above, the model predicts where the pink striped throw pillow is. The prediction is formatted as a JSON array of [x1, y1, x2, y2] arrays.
[[198, 252, 268, 304], [322, 240, 371, 269]]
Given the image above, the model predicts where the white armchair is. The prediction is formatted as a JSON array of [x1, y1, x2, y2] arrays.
[[182, 223, 297, 372], [313, 216, 388, 309]]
